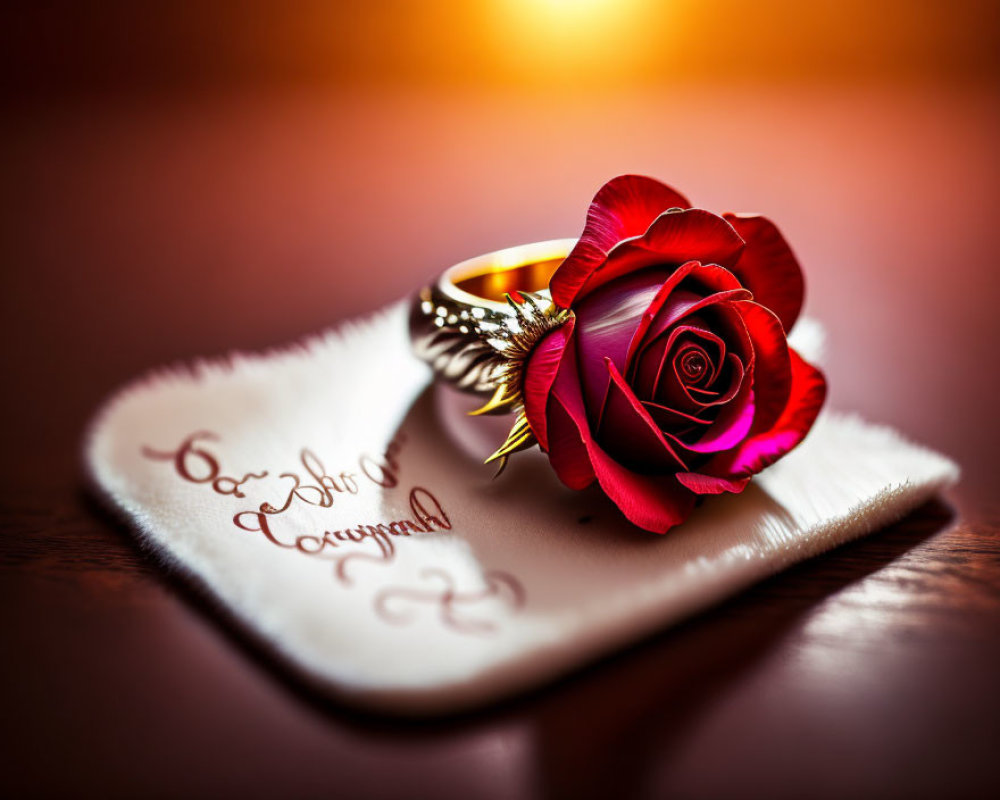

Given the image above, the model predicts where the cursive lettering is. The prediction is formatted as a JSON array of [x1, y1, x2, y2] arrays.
[[143, 430, 521, 634], [142, 432, 268, 498], [259, 448, 358, 515], [359, 433, 407, 488], [232, 486, 451, 577], [375, 568, 525, 635]]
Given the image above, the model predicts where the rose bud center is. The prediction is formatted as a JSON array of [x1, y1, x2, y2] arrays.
[[678, 347, 710, 384]]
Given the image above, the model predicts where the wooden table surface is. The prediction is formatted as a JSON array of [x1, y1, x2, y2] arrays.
[[2, 85, 998, 799]]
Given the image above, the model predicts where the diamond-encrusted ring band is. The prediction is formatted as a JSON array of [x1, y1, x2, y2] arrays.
[[409, 239, 575, 469]]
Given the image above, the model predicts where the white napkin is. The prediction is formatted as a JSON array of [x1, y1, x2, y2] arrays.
[[85, 304, 958, 715]]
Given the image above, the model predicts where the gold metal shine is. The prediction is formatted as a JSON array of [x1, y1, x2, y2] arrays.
[[409, 239, 577, 474]]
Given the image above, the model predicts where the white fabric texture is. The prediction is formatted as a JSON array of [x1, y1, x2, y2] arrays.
[[86, 305, 958, 715]]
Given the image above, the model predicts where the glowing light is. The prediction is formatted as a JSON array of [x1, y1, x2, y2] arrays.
[[489, 0, 658, 86], [521, 0, 625, 19]]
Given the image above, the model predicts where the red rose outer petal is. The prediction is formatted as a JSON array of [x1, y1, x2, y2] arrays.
[[675, 471, 750, 495], [523, 317, 576, 451], [545, 393, 597, 490], [551, 175, 690, 308], [574, 209, 746, 304], [724, 213, 805, 331]]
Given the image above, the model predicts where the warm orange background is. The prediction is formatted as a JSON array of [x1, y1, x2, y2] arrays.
[[4, 1, 1000, 92]]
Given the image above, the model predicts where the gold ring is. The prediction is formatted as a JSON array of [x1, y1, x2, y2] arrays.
[[409, 239, 575, 468]]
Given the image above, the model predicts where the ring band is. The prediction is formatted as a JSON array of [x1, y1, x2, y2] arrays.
[[409, 238, 574, 397]]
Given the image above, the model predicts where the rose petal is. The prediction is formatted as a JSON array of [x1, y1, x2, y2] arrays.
[[545, 393, 597, 490], [724, 213, 804, 331], [705, 348, 827, 479], [678, 380, 756, 454], [643, 286, 752, 347], [597, 359, 688, 471], [622, 260, 701, 371], [706, 303, 754, 364], [675, 343, 715, 386], [635, 327, 719, 402], [632, 333, 669, 399], [549, 339, 696, 533], [658, 326, 725, 389], [733, 300, 792, 434], [588, 463, 697, 534], [550, 175, 690, 308], [658, 351, 745, 413], [642, 401, 714, 431], [625, 261, 748, 373], [523, 317, 576, 450], [641, 208, 745, 264], [675, 472, 750, 495], [572, 210, 746, 303], [573, 268, 669, 418]]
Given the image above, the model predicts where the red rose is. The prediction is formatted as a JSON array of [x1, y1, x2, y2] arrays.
[[523, 175, 827, 533]]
